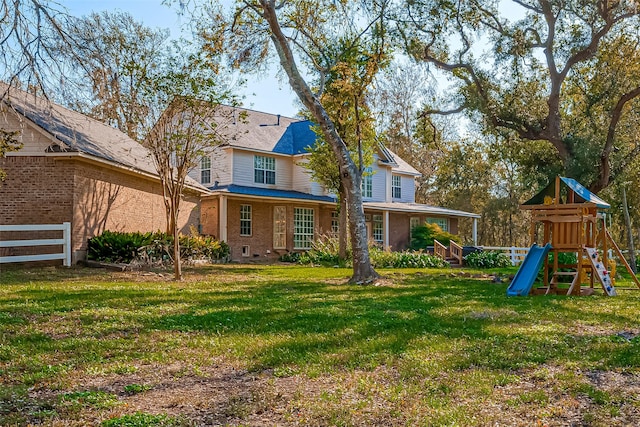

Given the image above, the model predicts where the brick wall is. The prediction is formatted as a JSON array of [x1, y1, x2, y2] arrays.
[[1, 155, 201, 263]]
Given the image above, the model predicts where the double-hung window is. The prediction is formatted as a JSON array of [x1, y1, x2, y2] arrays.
[[200, 156, 211, 184], [426, 217, 449, 232], [392, 174, 401, 199], [361, 167, 373, 198], [254, 155, 276, 184], [331, 211, 339, 235], [372, 214, 383, 243], [240, 205, 252, 236], [294, 208, 314, 249]]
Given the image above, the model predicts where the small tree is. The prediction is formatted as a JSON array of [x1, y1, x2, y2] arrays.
[[143, 95, 231, 280]]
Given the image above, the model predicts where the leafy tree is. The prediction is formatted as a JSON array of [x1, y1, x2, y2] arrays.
[[55, 11, 170, 140], [400, 0, 640, 192], [0, 0, 79, 97], [305, 37, 382, 259], [140, 46, 235, 281], [198, 0, 389, 283], [0, 130, 22, 181]]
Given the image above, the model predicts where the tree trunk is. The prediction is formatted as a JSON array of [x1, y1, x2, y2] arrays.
[[260, 0, 378, 284], [338, 187, 348, 259], [623, 185, 636, 274]]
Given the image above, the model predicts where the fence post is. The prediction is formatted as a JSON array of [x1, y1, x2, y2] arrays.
[[510, 246, 517, 266], [63, 222, 71, 267]]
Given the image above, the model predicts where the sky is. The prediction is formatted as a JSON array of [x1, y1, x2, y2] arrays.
[[61, 0, 301, 117]]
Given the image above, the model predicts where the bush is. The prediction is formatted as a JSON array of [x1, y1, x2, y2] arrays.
[[369, 247, 449, 268], [88, 230, 229, 265], [464, 250, 511, 269], [410, 223, 461, 250], [280, 235, 448, 269], [87, 230, 153, 263]]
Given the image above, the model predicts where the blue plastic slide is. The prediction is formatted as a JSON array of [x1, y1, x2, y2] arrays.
[[506, 243, 552, 296]]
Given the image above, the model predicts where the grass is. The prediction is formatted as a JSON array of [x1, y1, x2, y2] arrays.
[[1, 264, 640, 426]]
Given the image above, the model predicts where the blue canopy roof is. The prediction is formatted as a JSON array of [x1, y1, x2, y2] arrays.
[[522, 176, 610, 209], [559, 177, 610, 209]]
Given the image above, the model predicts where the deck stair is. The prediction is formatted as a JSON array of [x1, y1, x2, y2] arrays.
[[434, 240, 464, 267]]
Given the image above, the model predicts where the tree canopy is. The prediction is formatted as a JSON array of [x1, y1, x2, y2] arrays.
[[400, 0, 640, 192]]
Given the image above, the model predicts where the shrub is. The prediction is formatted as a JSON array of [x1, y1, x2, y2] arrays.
[[410, 223, 461, 250], [464, 250, 511, 268], [280, 235, 448, 269], [369, 247, 449, 268], [87, 230, 153, 263], [88, 230, 229, 265]]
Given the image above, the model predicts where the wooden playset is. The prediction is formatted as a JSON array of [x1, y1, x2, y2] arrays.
[[520, 176, 640, 296]]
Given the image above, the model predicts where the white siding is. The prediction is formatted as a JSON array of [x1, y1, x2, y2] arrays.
[[189, 147, 232, 186], [399, 175, 415, 203], [232, 150, 292, 189], [369, 165, 387, 202], [292, 158, 312, 193]]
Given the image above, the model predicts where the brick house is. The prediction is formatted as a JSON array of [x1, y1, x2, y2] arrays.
[[1, 85, 479, 265], [190, 107, 480, 262], [0, 85, 207, 263]]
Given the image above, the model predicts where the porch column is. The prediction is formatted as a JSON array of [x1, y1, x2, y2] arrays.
[[384, 210, 390, 250], [220, 195, 228, 242], [472, 218, 478, 246]]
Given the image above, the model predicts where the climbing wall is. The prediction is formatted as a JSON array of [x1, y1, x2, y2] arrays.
[[585, 247, 617, 296]]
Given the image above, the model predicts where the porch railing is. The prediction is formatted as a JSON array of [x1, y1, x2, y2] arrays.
[[450, 240, 463, 265], [433, 239, 447, 260]]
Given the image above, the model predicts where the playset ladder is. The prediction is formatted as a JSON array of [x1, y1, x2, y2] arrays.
[[584, 248, 617, 296]]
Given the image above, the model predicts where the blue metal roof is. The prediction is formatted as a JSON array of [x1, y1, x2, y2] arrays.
[[211, 184, 336, 203], [560, 177, 610, 209]]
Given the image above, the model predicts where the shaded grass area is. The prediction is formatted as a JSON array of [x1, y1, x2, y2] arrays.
[[1, 265, 640, 425]]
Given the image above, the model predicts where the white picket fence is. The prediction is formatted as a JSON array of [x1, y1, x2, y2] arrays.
[[0, 223, 71, 267], [478, 246, 530, 266]]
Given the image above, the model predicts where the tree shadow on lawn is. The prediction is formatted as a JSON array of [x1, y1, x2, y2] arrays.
[[150, 275, 640, 372]]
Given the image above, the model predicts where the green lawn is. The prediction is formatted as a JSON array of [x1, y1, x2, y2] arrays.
[[1, 264, 640, 426]]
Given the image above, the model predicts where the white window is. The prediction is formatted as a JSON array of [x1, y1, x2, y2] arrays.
[[426, 217, 449, 232], [294, 207, 314, 249], [273, 206, 286, 249], [240, 205, 252, 236], [200, 156, 211, 184], [392, 174, 401, 199], [361, 167, 372, 198], [254, 155, 276, 184], [410, 217, 421, 238], [331, 210, 339, 234], [372, 214, 383, 243]]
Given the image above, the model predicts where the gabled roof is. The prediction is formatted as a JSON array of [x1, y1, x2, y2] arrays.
[[1, 83, 207, 192], [217, 106, 421, 175], [522, 176, 610, 209]]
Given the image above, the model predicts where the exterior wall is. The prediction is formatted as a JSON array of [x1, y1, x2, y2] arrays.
[[188, 146, 233, 187], [70, 160, 201, 262], [222, 197, 330, 262], [0, 156, 75, 261], [397, 175, 416, 203], [0, 155, 201, 264], [201, 197, 220, 238], [388, 212, 411, 251], [0, 108, 53, 154], [232, 150, 291, 189]]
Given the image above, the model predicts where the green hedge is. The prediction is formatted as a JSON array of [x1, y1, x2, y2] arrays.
[[464, 250, 511, 268]]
